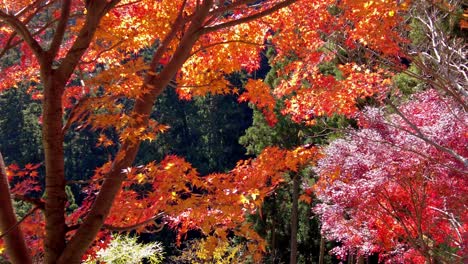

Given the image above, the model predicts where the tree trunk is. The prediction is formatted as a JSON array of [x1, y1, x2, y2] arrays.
[[271, 217, 277, 261], [42, 75, 67, 264], [0, 152, 32, 264], [357, 255, 365, 264], [319, 236, 325, 264], [39, 2, 117, 262], [290, 174, 299, 264]]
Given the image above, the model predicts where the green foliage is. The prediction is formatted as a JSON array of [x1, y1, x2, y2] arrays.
[[0, 86, 42, 165], [65, 186, 78, 212], [248, 172, 327, 264], [138, 87, 252, 174], [12, 200, 32, 219], [392, 65, 424, 96], [168, 239, 251, 264], [317, 61, 343, 78], [239, 103, 333, 264], [409, 18, 427, 46], [84, 234, 164, 264]]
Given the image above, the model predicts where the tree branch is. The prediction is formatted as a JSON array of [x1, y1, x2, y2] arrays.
[[147, 0, 187, 72], [387, 100, 468, 167], [0, 206, 41, 240], [0, 13, 81, 61], [103, 212, 165, 232], [57, 0, 120, 83], [66, 212, 164, 233], [0, 10, 44, 59], [0, 152, 32, 264], [47, 0, 72, 57], [200, 0, 297, 35]]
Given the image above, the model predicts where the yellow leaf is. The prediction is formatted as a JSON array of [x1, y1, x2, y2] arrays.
[[136, 173, 145, 183], [240, 194, 249, 204], [164, 162, 174, 170]]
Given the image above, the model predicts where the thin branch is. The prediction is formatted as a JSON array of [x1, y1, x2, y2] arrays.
[[387, 100, 468, 167], [0, 32, 18, 59], [429, 206, 463, 245], [0, 13, 83, 60], [103, 212, 165, 232], [177, 78, 224, 89], [200, 0, 297, 35], [48, 0, 71, 57], [66, 212, 165, 233], [346, 128, 467, 175], [207, 0, 257, 18], [77, 40, 124, 65], [204, 0, 257, 25], [12, 0, 55, 18], [0, 206, 40, 240], [189, 39, 264, 57]]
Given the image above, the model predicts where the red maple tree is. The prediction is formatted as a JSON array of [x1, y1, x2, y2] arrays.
[[314, 90, 467, 263]]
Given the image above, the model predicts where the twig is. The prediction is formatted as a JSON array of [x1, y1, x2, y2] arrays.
[[0, 206, 41, 240]]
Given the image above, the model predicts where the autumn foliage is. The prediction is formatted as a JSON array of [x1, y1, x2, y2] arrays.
[[0, 0, 466, 263], [314, 90, 467, 263]]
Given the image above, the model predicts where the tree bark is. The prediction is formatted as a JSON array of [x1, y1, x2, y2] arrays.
[[41, 71, 68, 264], [319, 236, 325, 264], [0, 152, 32, 264], [290, 174, 299, 264], [357, 255, 365, 264]]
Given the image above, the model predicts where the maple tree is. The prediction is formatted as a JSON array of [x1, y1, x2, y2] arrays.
[[313, 89, 467, 263], [1, 0, 462, 263], [0, 1, 324, 263]]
